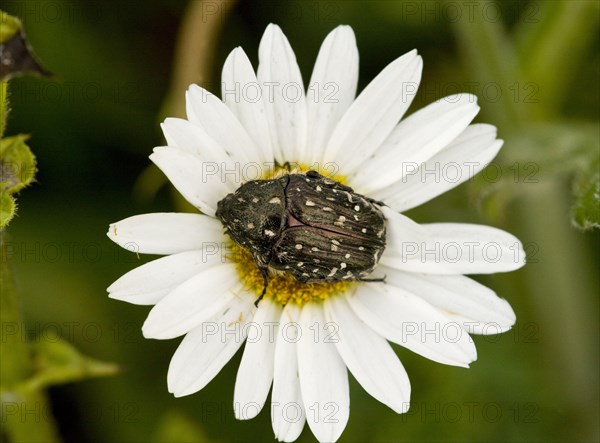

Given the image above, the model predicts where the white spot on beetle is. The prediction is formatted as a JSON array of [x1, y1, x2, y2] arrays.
[[341, 262, 347, 269], [354, 205, 360, 211], [247, 223, 255, 229], [252, 197, 259, 203], [331, 239, 340, 245], [305, 200, 315, 206], [316, 186, 322, 191], [264, 229, 276, 237], [327, 267, 338, 277], [323, 207, 333, 212], [269, 197, 281, 204], [311, 247, 319, 252], [361, 228, 367, 233], [345, 253, 351, 259], [295, 244, 303, 250], [359, 246, 365, 251]]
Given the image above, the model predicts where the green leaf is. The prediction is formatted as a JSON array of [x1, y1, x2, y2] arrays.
[[15, 337, 120, 392], [572, 157, 600, 230], [502, 122, 599, 174], [0, 191, 15, 227], [468, 121, 600, 223], [0, 134, 36, 194]]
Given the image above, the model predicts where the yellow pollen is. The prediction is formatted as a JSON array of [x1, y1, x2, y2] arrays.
[[229, 243, 353, 306], [266, 163, 348, 185]]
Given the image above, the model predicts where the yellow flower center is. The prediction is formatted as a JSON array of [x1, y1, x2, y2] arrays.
[[228, 163, 354, 306], [230, 243, 353, 306]]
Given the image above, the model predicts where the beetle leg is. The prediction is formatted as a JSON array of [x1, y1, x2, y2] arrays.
[[254, 266, 270, 307], [358, 275, 386, 284], [365, 197, 387, 206], [366, 197, 386, 207]]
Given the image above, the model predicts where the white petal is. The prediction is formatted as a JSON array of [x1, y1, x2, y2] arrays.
[[142, 263, 241, 339], [186, 84, 262, 167], [347, 283, 477, 367], [167, 296, 255, 397], [305, 25, 358, 166], [298, 303, 349, 443], [258, 24, 307, 163], [380, 223, 526, 274], [150, 146, 233, 216], [381, 206, 431, 253], [221, 47, 274, 166], [107, 213, 224, 255], [352, 93, 480, 193], [272, 304, 306, 442], [108, 249, 224, 305], [324, 50, 422, 174], [381, 266, 516, 334], [160, 117, 232, 166], [373, 124, 502, 212], [234, 299, 282, 420], [324, 296, 411, 414]]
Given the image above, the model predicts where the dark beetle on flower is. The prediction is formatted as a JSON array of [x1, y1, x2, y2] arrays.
[[216, 170, 387, 305]]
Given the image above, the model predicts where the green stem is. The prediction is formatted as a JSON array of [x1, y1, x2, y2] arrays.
[[448, 0, 525, 132], [514, 180, 598, 431], [1, 232, 60, 442], [514, 0, 600, 119], [0, 232, 31, 385], [1, 389, 60, 442], [0, 81, 8, 137], [160, 0, 237, 120]]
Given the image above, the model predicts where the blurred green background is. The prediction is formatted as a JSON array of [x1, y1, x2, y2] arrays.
[[1, 0, 599, 442]]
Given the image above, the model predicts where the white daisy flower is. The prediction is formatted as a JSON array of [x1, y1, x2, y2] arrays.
[[107, 24, 525, 443]]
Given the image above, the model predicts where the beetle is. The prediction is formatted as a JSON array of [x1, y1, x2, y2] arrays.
[[216, 170, 386, 305]]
